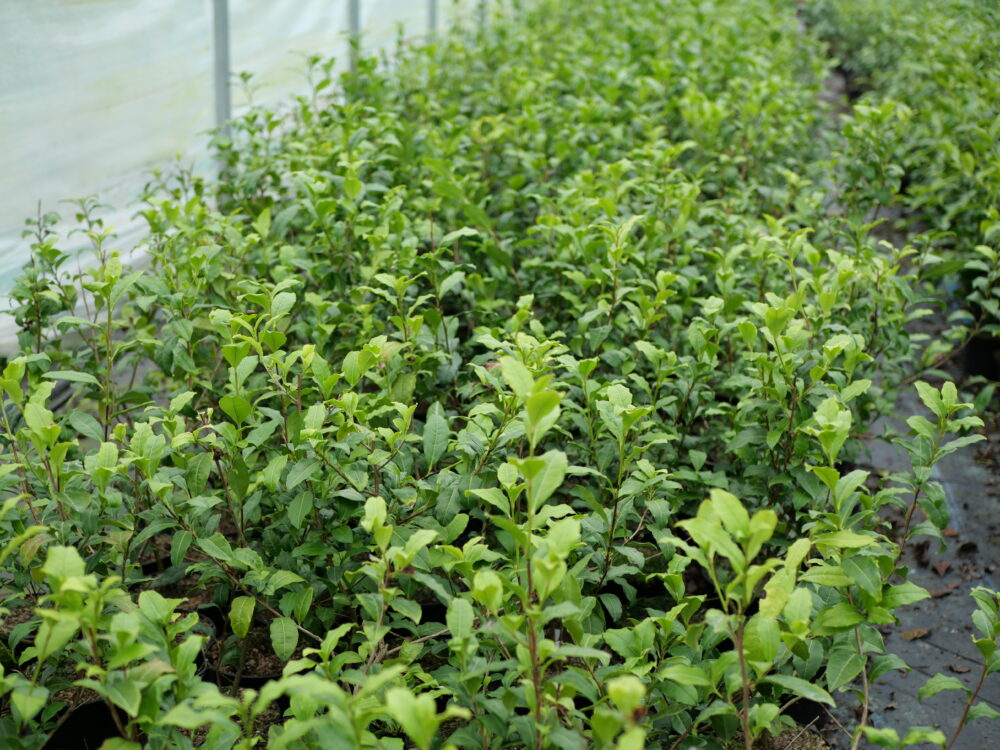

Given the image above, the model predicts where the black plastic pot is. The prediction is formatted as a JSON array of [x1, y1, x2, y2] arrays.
[[964, 334, 1000, 381], [784, 695, 828, 732], [36, 610, 213, 749], [174, 605, 220, 679], [140, 554, 176, 578], [203, 663, 283, 690], [201, 658, 290, 714], [43, 701, 142, 750], [198, 606, 290, 712]]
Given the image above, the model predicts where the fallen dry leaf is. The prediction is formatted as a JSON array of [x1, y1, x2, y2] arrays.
[[943, 527, 960, 538], [946, 663, 971, 674], [901, 628, 932, 641], [930, 586, 957, 598], [932, 560, 952, 577]]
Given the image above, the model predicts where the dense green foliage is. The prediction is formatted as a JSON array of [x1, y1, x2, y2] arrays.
[[1, 1, 997, 748], [808, 0, 1000, 338]]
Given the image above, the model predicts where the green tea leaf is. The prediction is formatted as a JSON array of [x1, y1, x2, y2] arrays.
[[423, 404, 449, 469], [42, 545, 85, 581], [826, 648, 866, 691], [219, 394, 252, 425], [762, 674, 834, 706], [526, 450, 567, 513], [918, 673, 968, 701], [42, 370, 100, 387], [67, 410, 105, 442], [447, 597, 475, 641], [9, 683, 47, 724], [270, 617, 298, 661], [499, 356, 533, 400], [105, 673, 142, 716], [230, 597, 255, 639]]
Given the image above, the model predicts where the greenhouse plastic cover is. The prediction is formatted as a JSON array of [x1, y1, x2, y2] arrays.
[[0, 0, 475, 347]]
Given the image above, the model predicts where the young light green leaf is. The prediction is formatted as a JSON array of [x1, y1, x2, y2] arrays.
[[9, 683, 48, 724], [270, 617, 298, 661], [447, 597, 475, 641], [918, 673, 968, 701], [230, 596, 255, 639], [525, 450, 568, 513], [271, 292, 296, 319], [710, 489, 749, 539], [42, 545, 86, 581], [499, 356, 533, 400]]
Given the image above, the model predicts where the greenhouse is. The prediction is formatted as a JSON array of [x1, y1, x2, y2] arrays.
[[1, 1, 998, 748]]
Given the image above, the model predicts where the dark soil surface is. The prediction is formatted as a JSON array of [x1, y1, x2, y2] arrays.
[[761, 727, 831, 750], [206, 622, 303, 681], [0, 603, 37, 642]]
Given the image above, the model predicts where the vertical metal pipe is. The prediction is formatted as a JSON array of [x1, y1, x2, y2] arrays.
[[212, 0, 231, 134], [349, 0, 361, 72], [429, 0, 438, 37]]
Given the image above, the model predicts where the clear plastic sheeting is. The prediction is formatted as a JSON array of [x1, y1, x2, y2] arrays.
[[439, 0, 480, 32], [0, 1, 216, 296], [230, 0, 352, 111], [0, 0, 479, 347], [363, 0, 428, 59]]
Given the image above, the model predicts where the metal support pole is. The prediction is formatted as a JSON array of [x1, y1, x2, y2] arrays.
[[212, 0, 231, 134], [348, 0, 360, 72], [428, 0, 438, 37]]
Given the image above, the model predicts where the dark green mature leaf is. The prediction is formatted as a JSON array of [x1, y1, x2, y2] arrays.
[[762, 675, 834, 706], [286, 458, 320, 490], [825, 648, 866, 691], [43, 370, 100, 387], [67, 410, 104, 442], [423, 404, 449, 469]]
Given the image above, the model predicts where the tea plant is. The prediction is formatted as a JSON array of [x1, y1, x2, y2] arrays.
[[808, 0, 1000, 354], [1, 0, 998, 748]]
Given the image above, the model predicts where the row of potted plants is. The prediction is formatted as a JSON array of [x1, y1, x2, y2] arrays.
[[0, 0, 997, 747], [806, 0, 1000, 379]]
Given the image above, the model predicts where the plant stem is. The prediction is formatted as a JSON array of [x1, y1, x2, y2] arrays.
[[524, 449, 543, 748], [735, 618, 754, 750], [947, 662, 989, 750], [849, 624, 870, 750]]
